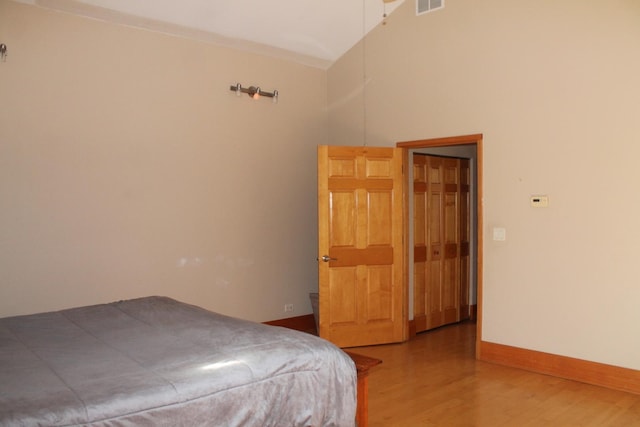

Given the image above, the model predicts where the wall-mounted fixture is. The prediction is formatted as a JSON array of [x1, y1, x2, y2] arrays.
[[0, 44, 7, 62], [229, 83, 278, 103], [382, 0, 398, 24]]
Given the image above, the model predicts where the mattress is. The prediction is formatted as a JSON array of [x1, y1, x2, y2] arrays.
[[0, 296, 357, 426]]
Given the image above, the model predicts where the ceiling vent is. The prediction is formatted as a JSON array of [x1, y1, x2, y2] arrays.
[[417, 0, 444, 15]]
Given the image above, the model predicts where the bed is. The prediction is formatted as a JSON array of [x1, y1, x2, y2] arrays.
[[0, 296, 357, 426]]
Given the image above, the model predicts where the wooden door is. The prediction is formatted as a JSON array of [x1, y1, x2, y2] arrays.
[[441, 158, 461, 326], [412, 154, 429, 332], [413, 154, 466, 332], [459, 159, 471, 320], [317, 146, 405, 348]]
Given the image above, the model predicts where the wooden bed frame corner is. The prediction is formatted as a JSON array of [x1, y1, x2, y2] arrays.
[[345, 351, 382, 427]]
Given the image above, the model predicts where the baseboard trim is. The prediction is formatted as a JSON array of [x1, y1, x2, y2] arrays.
[[478, 340, 640, 395], [263, 314, 317, 334]]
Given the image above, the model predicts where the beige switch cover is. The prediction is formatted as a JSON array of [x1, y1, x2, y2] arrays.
[[493, 227, 506, 241], [531, 195, 549, 207]]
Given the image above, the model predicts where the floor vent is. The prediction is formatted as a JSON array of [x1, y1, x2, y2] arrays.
[[417, 0, 444, 15]]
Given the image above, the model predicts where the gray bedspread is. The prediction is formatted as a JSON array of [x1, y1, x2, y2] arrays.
[[0, 296, 356, 426]]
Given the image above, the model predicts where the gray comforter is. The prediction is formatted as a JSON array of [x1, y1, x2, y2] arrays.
[[0, 296, 356, 426]]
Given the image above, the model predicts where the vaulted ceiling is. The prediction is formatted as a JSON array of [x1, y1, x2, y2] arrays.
[[14, 0, 404, 68]]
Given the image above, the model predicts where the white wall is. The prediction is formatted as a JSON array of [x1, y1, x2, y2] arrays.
[[0, 0, 326, 321], [328, 0, 640, 370]]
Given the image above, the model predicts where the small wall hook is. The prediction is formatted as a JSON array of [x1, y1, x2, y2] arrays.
[[0, 44, 7, 62]]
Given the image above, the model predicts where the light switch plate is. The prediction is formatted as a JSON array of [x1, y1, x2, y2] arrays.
[[493, 227, 506, 241]]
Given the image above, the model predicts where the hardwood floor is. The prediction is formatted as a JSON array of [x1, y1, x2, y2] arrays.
[[350, 321, 640, 426]]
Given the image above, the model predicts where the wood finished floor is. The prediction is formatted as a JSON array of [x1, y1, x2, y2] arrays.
[[350, 322, 640, 427]]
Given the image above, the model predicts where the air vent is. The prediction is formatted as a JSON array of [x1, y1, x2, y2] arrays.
[[417, 0, 444, 15]]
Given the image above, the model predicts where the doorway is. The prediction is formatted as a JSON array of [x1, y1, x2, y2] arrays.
[[397, 134, 483, 353], [412, 153, 470, 332]]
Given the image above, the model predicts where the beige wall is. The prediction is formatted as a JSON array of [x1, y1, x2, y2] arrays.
[[328, 0, 640, 370], [0, 0, 327, 321], [4, 0, 640, 372]]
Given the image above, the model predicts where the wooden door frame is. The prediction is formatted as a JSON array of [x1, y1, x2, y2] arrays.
[[397, 134, 483, 357]]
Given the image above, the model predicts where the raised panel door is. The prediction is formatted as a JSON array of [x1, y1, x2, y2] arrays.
[[318, 146, 405, 347]]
